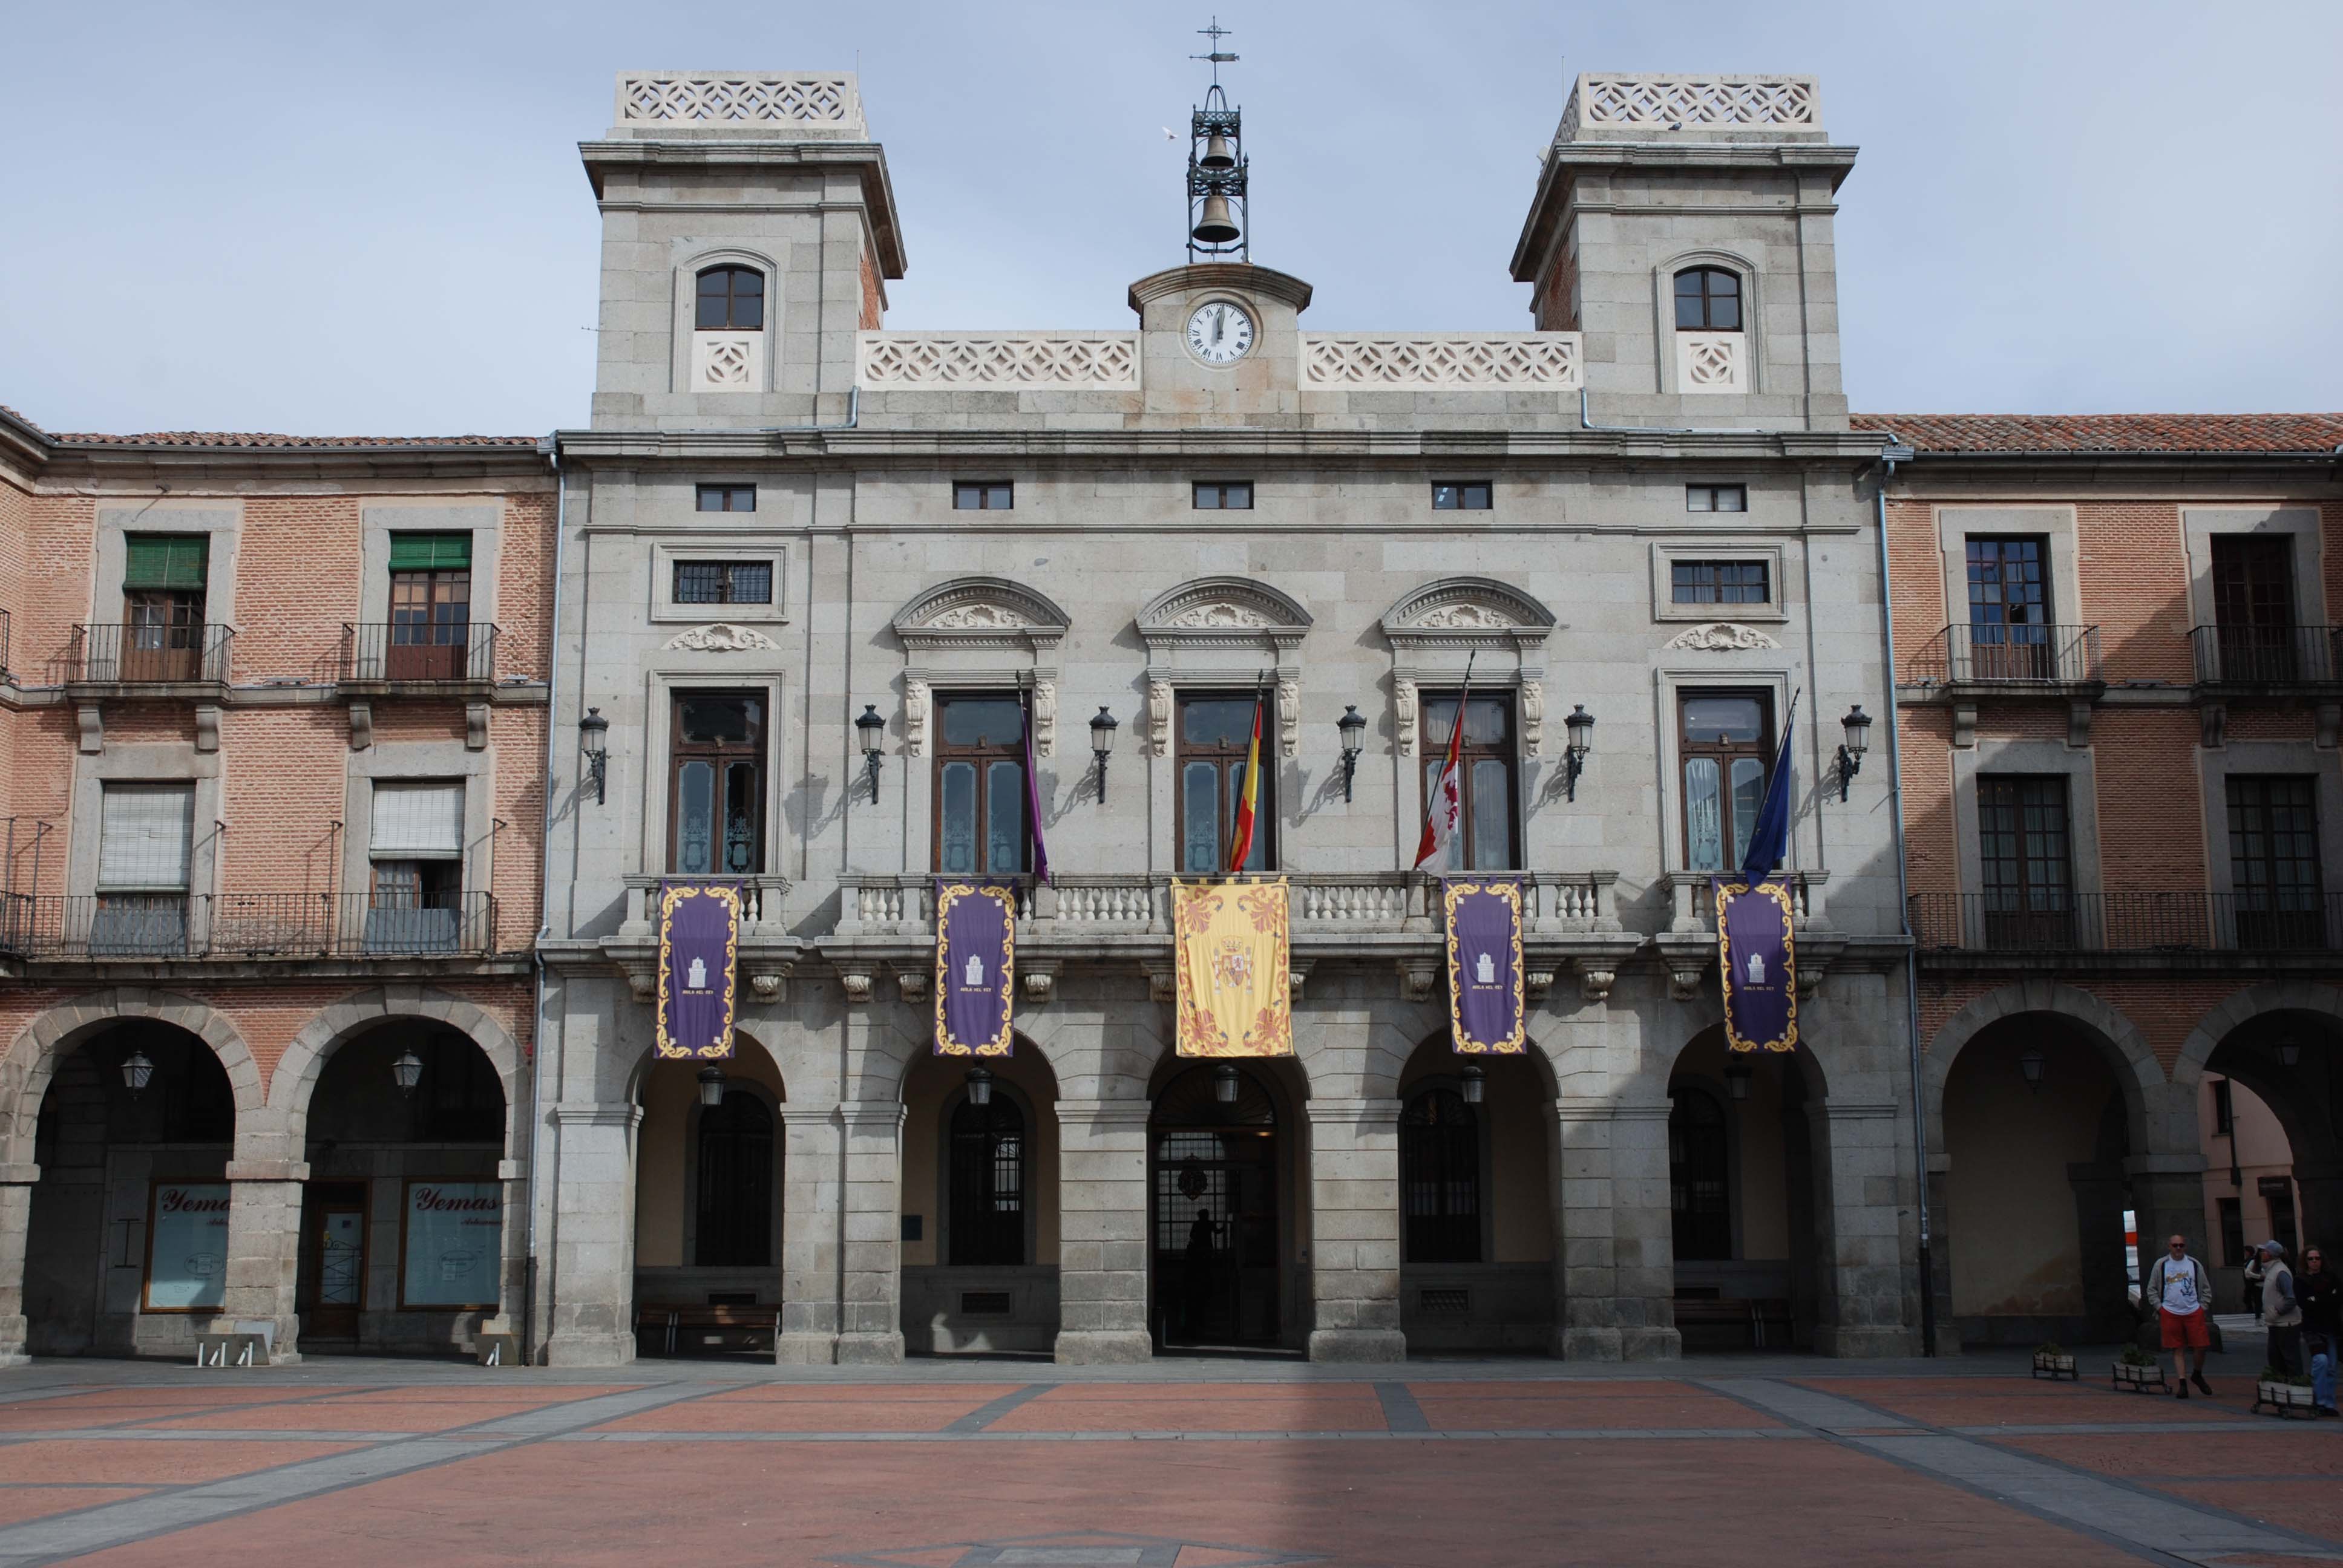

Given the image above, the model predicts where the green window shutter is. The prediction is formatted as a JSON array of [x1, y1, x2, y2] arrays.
[[122, 534, 208, 590], [388, 532, 473, 570]]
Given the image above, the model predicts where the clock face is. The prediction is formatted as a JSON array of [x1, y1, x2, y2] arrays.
[[1185, 301, 1255, 364]]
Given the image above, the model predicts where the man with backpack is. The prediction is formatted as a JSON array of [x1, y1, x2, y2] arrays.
[[2259, 1240, 2303, 1379], [2149, 1233, 2215, 1397]]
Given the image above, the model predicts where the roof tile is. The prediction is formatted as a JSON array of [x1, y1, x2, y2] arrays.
[[1850, 413, 2343, 454]]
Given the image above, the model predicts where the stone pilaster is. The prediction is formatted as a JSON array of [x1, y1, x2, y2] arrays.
[[1610, 1103, 1681, 1360], [0, 1165, 36, 1367], [543, 1102, 641, 1367], [2125, 1154, 2211, 1288], [1807, 1102, 1912, 1356], [220, 1162, 308, 1364], [1553, 1100, 1679, 1360], [1552, 1099, 1621, 1360], [481, 1158, 530, 1340], [2068, 1160, 2134, 1341], [1052, 1099, 1153, 1364], [835, 1100, 905, 1365], [2290, 1160, 2343, 1254], [776, 1105, 842, 1364], [1303, 1097, 1406, 1363]]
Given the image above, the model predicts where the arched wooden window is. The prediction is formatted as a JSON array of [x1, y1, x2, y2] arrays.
[[1669, 1086, 1732, 1261], [1673, 267, 1742, 332], [695, 266, 765, 332], [1401, 1087, 1481, 1263], [694, 1090, 772, 1267], [949, 1095, 1024, 1266]]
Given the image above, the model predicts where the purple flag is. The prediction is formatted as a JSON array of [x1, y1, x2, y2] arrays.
[[1715, 878, 1798, 1053], [1022, 702, 1051, 884], [934, 879, 1015, 1056], [1443, 878, 1526, 1054], [655, 883, 740, 1059]]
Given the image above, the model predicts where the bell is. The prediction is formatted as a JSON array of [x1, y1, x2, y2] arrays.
[[1191, 194, 1240, 244], [1199, 133, 1236, 170]]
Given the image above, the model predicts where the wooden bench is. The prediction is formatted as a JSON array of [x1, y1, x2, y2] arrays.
[[635, 1303, 779, 1359], [1673, 1296, 1795, 1350]]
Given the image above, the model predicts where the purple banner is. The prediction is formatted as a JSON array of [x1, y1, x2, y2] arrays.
[[1715, 878, 1797, 1053], [1443, 878, 1526, 1054], [655, 883, 740, 1060], [934, 880, 1015, 1057]]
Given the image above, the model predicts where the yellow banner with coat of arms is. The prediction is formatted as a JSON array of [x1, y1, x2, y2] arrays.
[[1172, 878, 1292, 1057]]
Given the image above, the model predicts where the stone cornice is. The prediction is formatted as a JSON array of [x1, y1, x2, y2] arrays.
[[577, 137, 905, 278]]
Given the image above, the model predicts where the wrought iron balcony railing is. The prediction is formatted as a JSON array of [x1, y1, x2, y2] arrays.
[[339, 621, 500, 685], [1908, 890, 2343, 956], [67, 623, 233, 685], [2189, 624, 2343, 687], [1905, 623, 2101, 687], [0, 891, 502, 960]]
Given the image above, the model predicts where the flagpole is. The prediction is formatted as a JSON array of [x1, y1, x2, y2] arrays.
[[1412, 650, 1475, 867]]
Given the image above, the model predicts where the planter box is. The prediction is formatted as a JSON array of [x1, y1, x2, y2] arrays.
[[2031, 1352, 2078, 1381], [2253, 1379, 2318, 1418], [2110, 1360, 2167, 1393]]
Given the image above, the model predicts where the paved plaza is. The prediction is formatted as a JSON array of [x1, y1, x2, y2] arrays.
[[0, 1352, 2334, 1566]]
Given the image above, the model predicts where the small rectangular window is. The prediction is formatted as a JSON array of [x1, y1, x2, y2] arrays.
[[1432, 482, 1492, 511], [672, 561, 774, 606], [2211, 1077, 2234, 1135], [1670, 561, 1771, 606], [953, 483, 1014, 511], [695, 484, 756, 514], [1686, 485, 1746, 513], [1194, 482, 1253, 510], [2217, 1196, 2244, 1268]]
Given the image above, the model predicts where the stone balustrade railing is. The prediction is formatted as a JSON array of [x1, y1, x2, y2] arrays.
[[852, 333, 1584, 393], [613, 72, 862, 131], [620, 875, 793, 932], [833, 871, 1620, 939], [857, 333, 1141, 390], [1299, 333, 1582, 390], [1555, 73, 1821, 142], [1662, 870, 1830, 934]]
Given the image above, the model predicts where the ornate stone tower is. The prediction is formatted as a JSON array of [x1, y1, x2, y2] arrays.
[[579, 72, 908, 430]]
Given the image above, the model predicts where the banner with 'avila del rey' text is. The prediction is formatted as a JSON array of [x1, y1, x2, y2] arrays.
[[933, 880, 1017, 1056], [1173, 878, 1291, 1057], [1442, 878, 1526, 1054], [655, 882, 741, 1060]]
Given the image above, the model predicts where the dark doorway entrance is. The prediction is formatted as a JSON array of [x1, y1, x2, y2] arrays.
[[300, 1181, 367, 1342], [1150, 1065, 1279, 1348]]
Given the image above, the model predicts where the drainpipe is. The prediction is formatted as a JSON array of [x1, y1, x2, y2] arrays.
[[1868, 436, 1935, 1354], [525, 432, 568, 1365]]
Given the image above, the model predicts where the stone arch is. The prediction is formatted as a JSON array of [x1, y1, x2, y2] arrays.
[[891, 576, 1072, 638], [1921, 981, 2163, 1158], [0, 989, 263, 1166], [1379, 577, 1558, 638], [1137, 577, 1312, 636], [266, 987, 524, 1161], [2171, 981, 2343, 1093]]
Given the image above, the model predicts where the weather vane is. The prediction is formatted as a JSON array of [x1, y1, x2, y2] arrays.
[[1191, 17, 1237, 87], [1184, 18, 1247, 261]]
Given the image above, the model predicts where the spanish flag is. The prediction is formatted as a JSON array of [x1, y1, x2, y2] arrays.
[[1226, 692, 1263, 874]]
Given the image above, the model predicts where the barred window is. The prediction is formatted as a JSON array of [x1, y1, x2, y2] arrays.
[[673, 561, 773, 606]]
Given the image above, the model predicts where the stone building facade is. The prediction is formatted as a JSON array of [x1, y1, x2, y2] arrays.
[[532, 70, 1916, 1367], [0, 410, 552, 1364], [1874, 412, 2343, 1346]]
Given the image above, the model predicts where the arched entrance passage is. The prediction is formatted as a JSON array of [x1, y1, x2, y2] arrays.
[[1665, 1027, 1824, 1352], [1148, 1061, 1296, 1351], [26, 1022, 235, 1356], [2189, 1006, 2342, 1310], [1941, 1013, 2132, 1345], [631, 1038, 785, 1357], [297, 1025, 507, 1353], [1394, 1033, 1555, 1351], [900, 1040, 1061, 1353]]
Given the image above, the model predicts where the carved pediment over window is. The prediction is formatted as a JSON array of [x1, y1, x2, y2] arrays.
[[893, 577, 1070, 650], [1666, 621, 1781, 651], [1138, 578, 1312, 758], [666, 622, 780, 652], [1381, 578, 1556, 645], [893, 577, 1070, 757], [1138, 578, 1312, 645], [1383, 578, 1559, 756]]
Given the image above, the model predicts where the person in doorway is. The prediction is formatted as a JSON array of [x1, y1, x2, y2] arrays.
[[2149, 1233, 2215, 1397], [2245, 1246, 2267, 1318], [1181, 1207, 1219, 1345], [2259, 1240, 2304, 1379], [2298, 1243, 2338, 1417]]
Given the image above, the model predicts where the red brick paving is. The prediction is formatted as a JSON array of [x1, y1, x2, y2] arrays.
[[2160, 1481, 2343, 1546], [1999, 1431, 2343, 1479], [142, 1396, 602, 1432], [0, 1489, 150, 1526], [57, 1435, 2158, 1568], [1411, 1379, 1781, 1429], [0, 1439, 359, 1486], [1798, 1376, 2250, 1426], [991, 1383, 1386, 1432]]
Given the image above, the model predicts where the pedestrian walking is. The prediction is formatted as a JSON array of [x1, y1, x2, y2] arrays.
[[2297, 1243, 2338, 1417], [2245, 1247, 2266, 1317], [2149, 1233, 2215, 1397], [2258, 1240, 2303, 1379]]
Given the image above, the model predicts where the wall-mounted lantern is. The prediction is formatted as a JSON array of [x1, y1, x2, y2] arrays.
[[965, 1065, 995, 1107], [697, 1065, 727, 1109], [1213, 1063, 1240, 1105], [120, 1050, 156, 1099], [579, 707, 610, 805], [1836, 705, 1872, 801], [393, 1048, 425, 1097], [2018, 1045, 2046, 1091], [1458, 1063, 1486, 1105], [1090, 707, 1119, 804], [856, 704, 886, 802], [1563, 705, 1595, 800], [1724, 1059, 1754, 1102], [1337, 705, 1367, 801]]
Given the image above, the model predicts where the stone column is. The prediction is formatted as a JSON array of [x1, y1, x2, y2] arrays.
[[0, 1163, 36, 1367], [1552, 1100, 1678, 1360], [1303, 1097, 1406, 1362], [481, 1157, 529, 1341], [220, 1161, 307, 1364], [2125, 1154, 2212, 1285], [1807, 1102, 1912, 1356], [2291, 1160, 2343, 1255], [776, 1105, 842, 1365], [1054, 1099, 1153, 1364], [836, 1101, 905, 1365], [543, 1102, 641, 1367], [2068, 1160, 2134, 1341]]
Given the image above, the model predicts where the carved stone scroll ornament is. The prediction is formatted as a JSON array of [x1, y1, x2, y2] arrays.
[[904, 679, 931, 757], [1519, 678, 1545, 756], [926, 602, 1031, 630], [1149, 679, 1173, 756], [1394, 678, 1418, 757], [1032, 678, 1057, 759], [1414, 603, 1518, 629], [665, 622, 782, 652], [1664, 622, 1781, 652], [1277, 676, 1300, 759], [1168, 601, 1271, 629]]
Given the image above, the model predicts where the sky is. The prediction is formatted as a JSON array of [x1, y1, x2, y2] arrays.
[[2, 0, 2337, 438]]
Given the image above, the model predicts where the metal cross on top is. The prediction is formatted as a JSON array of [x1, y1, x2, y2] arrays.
[[1192, 17, 1237, 85]]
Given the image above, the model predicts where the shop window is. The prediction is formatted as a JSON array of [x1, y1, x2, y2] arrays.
[[1678, 690, 1771, 872], [1420, 693, 1518, 871], [935, 696, 1027, 875], [670, 692, 765, 875], [1401, 1087, 1481, 1264], [948, 1094, 1025, 1266]]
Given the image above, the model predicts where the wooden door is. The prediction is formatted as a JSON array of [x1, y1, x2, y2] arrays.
[[2212, 536, 2297, 681]]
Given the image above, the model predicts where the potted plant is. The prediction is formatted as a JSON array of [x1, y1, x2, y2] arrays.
[[2031, 1341, 2077, 1380], [2111, 1342, 2166, 1393], [2252, 1367, 2318, 1418]]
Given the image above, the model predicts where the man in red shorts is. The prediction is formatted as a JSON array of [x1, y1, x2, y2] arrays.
[[2148, 1233, 2214, 1397]]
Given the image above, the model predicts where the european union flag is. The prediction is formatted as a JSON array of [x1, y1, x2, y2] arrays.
[[1738, 690, 1800, 881]]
